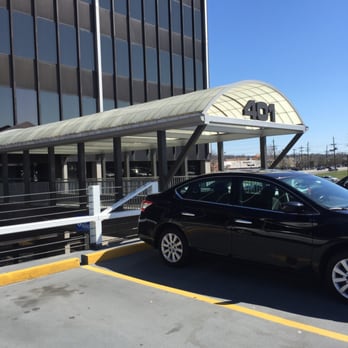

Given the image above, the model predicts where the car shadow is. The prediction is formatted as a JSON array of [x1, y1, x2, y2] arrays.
[[97, 248, 348, 323]]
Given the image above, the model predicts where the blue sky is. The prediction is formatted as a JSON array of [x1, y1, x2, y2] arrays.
[[207, 0, 348, 156]]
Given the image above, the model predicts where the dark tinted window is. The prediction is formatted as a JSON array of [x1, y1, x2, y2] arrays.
[[80, 29, 95, 70], [40, 90, 60, 124], [100, 0, 111, 9], [195, 59, 203, 89], [131, 43, 144, 80], [173, 54, 183, 88], [37, 18, 57, 63], [62, 94, 80, 119], [130, 0, 142, 20], [171, 0, 181, 33], [0, 86, 13, 126], [114, 0, 127, 15], [101, 35, 114, 74], [16, 88, 38, 125], [160, 50, 170, 85], [146, 47, 158, 83], [183, 5, 192, 37], [158, 0, 169, 29], [59, 24, 77, 67], [82, 96, 97, 115], [184, 57, 194, 90], [177, 177, 233, 204], [13, 12, 35, 58], [0, 9, 10, 54], [239, 179, 296, 211], [194, 8, 202, 40], [115, 39, 129, 77], [144, 0, 156, 24]]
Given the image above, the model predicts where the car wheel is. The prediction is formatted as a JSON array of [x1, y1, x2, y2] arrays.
[[159, 228, 189, 266], [325, 252, 348, 301]]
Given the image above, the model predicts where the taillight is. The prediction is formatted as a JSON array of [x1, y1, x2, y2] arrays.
[[140, 199, 153, 212]]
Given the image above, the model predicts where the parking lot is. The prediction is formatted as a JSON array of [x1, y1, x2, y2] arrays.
[[1, 242, 348, 347]]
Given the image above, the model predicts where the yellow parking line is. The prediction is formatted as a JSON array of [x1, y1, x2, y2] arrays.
[[83, 264, 348, 344], [0, 258, 80, 286]]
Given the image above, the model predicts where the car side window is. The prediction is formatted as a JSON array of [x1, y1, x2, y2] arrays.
[[239, 179, 297, 211], [177, 178, 233, 204]]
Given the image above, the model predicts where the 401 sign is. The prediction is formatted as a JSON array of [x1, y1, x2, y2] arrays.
[[242, 100, 275, 122]]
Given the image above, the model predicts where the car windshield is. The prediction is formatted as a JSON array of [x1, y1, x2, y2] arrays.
[[278, 173, 348, 209]]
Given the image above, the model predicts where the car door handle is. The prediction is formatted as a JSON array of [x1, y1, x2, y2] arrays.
[[181, 212, 196, 217], [234, 219, 252, 225]]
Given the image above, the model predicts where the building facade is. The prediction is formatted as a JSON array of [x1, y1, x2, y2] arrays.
[[0, 0, 208, 182]]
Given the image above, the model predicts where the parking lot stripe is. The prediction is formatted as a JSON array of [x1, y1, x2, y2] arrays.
[[83, 264, 348, 344]]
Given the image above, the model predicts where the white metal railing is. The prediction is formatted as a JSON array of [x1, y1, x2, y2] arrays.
[[0, 181, 159, 247]]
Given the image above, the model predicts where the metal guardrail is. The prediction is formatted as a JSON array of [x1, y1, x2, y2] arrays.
[[0, 180, 159, 266]]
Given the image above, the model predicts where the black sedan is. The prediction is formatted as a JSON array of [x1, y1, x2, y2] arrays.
[[138, 170, 348, 301]]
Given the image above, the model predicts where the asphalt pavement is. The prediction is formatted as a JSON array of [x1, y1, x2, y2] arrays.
[[1, 240, 348, 348]]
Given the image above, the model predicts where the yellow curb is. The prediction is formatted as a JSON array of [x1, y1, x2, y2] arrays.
[[0, 258, 81, 287], [81, 241, 150, 265]]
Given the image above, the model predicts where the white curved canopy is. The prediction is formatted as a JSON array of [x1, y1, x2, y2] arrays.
[[0, 80, 307, 154]]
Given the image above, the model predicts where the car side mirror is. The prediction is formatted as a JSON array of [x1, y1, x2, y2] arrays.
[[281, 201, 305, 213]]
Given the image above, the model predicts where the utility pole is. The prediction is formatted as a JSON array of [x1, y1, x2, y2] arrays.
[[330, 137, 337, 170]]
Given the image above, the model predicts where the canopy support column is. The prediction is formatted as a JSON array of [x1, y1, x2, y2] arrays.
[[260, 136, 267, 169], [270, 133, 303, 169], [157, 130, 168, 191], [166, 125, 207, 185], [113, 137, 123, 201], [217, 141, 224, 171], [48, 147, 56, 206], [77, 143, 87, 208]]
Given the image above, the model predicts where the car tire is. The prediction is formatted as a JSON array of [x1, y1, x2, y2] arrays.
[[325, 252, 348, 301], [159, 228, 189, 266]]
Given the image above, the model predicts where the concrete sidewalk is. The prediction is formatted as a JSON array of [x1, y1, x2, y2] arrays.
[[0, 238, 149, 287]]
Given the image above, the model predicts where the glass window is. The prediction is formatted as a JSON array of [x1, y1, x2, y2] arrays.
[[117, 100, 130, 108], [114, 0, 127, 15], [131, 43, 144, 80], [183, 5, 192, 37], [177, 177, 233, 204], [184, 57, 194, 90], [16, 88, 38, 125], [103, 98, 115, 111], [144, 0, 156, 25], [130, 0, 142, 20], [194, 8, 202, 40], [80, 29, 95, 70], [37, 18, 57, 64], [115, 39, 129, 77], [82, 96, 96, 115], [0, 9, 10, 54], [146, 47, 158, 83], [13, 12, 35, 58], [173, 54, 183, 88], [0, 86, 13, 126], [195, 59, 203, 89], [160, 50, 170, 86], [40, 90, 60, 124], [59, 24, 77, 67], [101, 35, 114, 74], [171, 0, 181, 34], [158, 0, 169, 29], [100, 0, 111, 9], [62, 94, 80, 119]]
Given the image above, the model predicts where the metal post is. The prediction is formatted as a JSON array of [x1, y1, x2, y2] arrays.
[[260, 136, 267, 169], [88, 185, 102, 247], [157, 130, 168, 191], [217, 141, 224, 171]]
